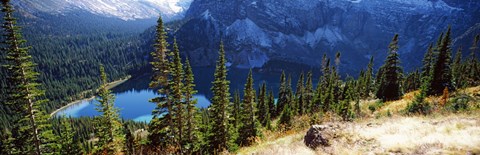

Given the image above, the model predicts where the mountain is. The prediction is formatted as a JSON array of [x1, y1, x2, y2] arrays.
[[12, 0, 193, 21], [167, 0, 480, 73]]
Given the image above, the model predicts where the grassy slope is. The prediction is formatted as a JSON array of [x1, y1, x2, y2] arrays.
[[237, 86, 480, 154]]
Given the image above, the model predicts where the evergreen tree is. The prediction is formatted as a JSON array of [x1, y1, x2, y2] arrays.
[[1, 1, 56, 154], [147, 15, 174, 152], [124, 124, 135, 155], [183, 58, 200, 153], [408, 70, 421, 92], [452, 48, 464, 89], [421, 43, 435, 79], [170, 39, 185, 151], [267, 90, 276, 120], [232, 90, 241, 129], [466, 35, 480, 86], [95, 65, 124, 154], [429, 27, 454, 95], [208, 42, 237, 152], [237, 70, 260, 146], [376, 34, 403, 101], [59, 118, 81, 155], [278, 103, 292, 131], [364, 57, 374, 98], [295, 72, 305, 115], [304, 71, 314, 114], [257, 82, 269, 126], [276, 71, 288, 117]]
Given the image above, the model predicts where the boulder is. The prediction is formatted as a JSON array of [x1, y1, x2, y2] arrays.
[[304, 124, 335, 149]]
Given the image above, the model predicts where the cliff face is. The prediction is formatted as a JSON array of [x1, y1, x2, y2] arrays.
[[173, 0, 479, 72]]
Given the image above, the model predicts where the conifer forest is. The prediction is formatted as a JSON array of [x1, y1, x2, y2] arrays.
[[1, 0, 480, 154]]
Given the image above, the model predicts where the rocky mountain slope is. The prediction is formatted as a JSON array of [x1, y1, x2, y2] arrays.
[[171, 0, 480, 72], [12, 0, 193, 21]]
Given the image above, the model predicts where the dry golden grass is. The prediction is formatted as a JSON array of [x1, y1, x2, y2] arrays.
[[238, 85, 480, 155], [239, 113, 480, 155]]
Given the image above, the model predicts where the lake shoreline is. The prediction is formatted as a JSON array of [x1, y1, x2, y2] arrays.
[[50, 76, 131, 117]]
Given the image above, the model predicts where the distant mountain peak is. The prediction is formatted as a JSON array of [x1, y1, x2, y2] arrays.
[[13, 0, 193, 21]]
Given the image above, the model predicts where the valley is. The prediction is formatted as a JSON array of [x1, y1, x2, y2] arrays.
[[0, 0, 479, 154]]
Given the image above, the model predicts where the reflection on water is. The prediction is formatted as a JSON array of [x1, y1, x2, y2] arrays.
[[56, 67, 315, 122]]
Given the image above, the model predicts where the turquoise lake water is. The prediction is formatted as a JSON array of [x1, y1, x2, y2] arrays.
[[55, 67, 309, 122]]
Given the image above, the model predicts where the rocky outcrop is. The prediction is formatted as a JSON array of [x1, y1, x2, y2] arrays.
[[172, 0, 480, 72]]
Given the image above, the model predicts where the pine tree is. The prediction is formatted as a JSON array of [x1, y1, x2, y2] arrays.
[[1, 1, 56, 154], [124, 124, 135, 155], [237, 70, 260, 146], [170, 39, 185, 151], [232, 90, 241, 129], [183, 58, 200, 153], [295, 72, 305, 115], [147, 15, 174, 152], [208, 42, 237, 152], [95, 65, 124, 154], [376, 34, 403, 101], [276, 71, 288, 117], [429, 27, 454, 95], [286, 75, 294, 114], [59, 118, 82, 155], [364, 57, 374, 98], [304, 71, 314, 114], [421, 44, 435, 79], [452, 48, 464, 89], [278, 103, 292, 132], [267, 90, 276, 120], [466, 35, 480, 86], [257, 82, 269, 126]]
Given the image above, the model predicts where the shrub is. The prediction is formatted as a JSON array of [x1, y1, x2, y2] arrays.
[[405, 92, 431, 115], [447, 95, 470, 112]]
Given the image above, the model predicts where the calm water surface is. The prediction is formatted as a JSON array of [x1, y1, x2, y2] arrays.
[[56, 67, 309, 122]]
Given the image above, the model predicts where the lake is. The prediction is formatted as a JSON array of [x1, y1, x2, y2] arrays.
[[55, 67, 313, 122]]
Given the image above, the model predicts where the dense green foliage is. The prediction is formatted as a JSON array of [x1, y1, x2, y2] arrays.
[[94, 65, 124, 154], [1, 1, 56, 154], [376, 34, 403, 101], [207, 42, 238, 152], [1, 0, 479, 153]]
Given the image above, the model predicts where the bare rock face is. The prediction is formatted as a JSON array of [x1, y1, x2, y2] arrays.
[[304, 124, 341, 149]]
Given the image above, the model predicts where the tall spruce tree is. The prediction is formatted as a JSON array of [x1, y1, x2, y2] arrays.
[[232, 90, 241, 129], [429, 27, 454, 95], [276, 71, 288, 117], [183, 58, 200, 153], [208, 42, 237, 152], [452, 48, 464, 89], [59, 118, 81, 155], [257, 82, 268, 126], [267, 90, 276, 119], [170, 39, 185, 151], [147, 15, 174, 152], [364, 57, 374, 98], [304, 71, 314, 114], [295, 72, 305, 115], [376, 34, 403, 101], [466, 35, 480, 86], [95, 65, 124, 154], [1, 0, 56, 154], [237, 70, 260, 146]]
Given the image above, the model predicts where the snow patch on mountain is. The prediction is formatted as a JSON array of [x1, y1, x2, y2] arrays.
[[226, 18, 272, 48], [14, 0, 193, 20], [303, 26, 346, 48]]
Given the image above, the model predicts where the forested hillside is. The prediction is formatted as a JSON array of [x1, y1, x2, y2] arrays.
[[1, 0, 480, 154]]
